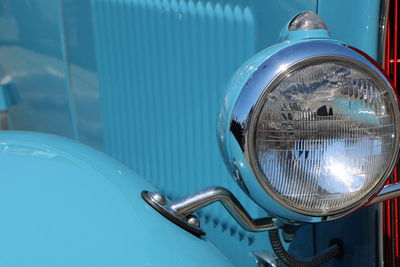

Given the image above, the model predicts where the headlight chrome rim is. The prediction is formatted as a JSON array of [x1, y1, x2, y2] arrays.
[[228, 40, 400, 220], [248, 56, 400, 217]]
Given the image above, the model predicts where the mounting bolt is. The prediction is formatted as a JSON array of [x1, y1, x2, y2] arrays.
[[186, 215, 201, 228], [281, 223, 300, 243], [148, 192, 166, 206], [282, 231, 296, 243]]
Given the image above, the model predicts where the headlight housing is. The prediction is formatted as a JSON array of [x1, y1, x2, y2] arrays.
[[219, 40, 400, 222]]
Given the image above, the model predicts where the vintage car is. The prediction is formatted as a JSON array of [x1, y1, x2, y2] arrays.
[[0, 0, 399, 266]]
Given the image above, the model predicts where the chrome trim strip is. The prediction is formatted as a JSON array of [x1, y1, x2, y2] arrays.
[[377, 1, 390, 263], [378, 0, 390, 65], [368, 183, 400, 205]]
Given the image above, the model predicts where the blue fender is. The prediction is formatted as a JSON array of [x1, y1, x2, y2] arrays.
[[0, 131, 233, 267]]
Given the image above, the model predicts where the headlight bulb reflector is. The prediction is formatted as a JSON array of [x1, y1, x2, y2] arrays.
[[251, 59, 398, 216]]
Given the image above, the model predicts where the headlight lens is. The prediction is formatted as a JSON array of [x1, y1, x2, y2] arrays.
[[252, 59, 397, 216]]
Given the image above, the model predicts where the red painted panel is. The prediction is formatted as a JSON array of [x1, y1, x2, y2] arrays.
[[383, 1, 399, 266]]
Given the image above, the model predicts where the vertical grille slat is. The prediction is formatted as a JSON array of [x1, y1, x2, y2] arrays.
[[383, 0, 399, 266], [394, 0, 398, 86], [91, 0, 259, 243]]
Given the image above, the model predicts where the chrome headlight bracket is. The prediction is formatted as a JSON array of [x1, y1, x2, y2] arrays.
[[142, 183, 400, 235], [142, 187, 279, 237]]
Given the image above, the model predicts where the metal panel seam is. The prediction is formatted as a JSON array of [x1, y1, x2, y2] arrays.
[[59, 0, 80, 140]]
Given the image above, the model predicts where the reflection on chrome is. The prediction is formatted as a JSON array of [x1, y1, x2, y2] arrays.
[[255, 60, 396, 215], [221, 40, 400, 221]]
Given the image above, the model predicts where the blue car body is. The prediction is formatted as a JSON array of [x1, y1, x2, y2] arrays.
[[0, 0, 386, 266]]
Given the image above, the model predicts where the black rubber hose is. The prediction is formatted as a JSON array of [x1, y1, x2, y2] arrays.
[[268, 229, 342, 267]]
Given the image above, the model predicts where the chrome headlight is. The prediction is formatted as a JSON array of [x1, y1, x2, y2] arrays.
[[219, 40, 400, 222]]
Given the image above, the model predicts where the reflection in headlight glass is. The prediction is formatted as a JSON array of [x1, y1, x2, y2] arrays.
[[255, 60, 396, 214]]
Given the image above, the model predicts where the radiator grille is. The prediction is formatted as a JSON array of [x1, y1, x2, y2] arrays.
[[383, 0, 399, 266], [90, 0, 260, 246]]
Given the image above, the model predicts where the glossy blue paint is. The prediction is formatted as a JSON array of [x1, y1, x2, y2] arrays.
[[314, 207, 380, 267], [0, 1, 319, 265], [317, 0, 381, 59], [0, 1, 76, 137], [0, 0, 385, 266], [284, 29, 331, 41], [87, 1, 317, 266], [0, 131, 233, 267], [0, 85, 10, 110], [62, 0, 104, 150]]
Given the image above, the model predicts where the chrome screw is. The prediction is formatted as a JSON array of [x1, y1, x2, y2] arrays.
[[148, 192, 167, 206], [186, 215, 201, 228]]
